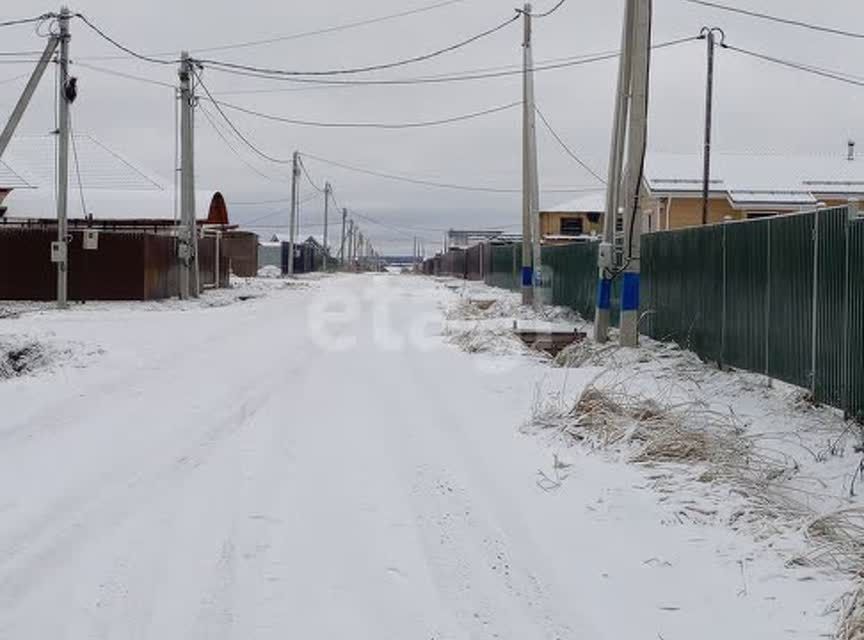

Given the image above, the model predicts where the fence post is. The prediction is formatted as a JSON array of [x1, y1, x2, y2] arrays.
[[843, 202, 857, 418], [811, 209, 820, 398], [765, 218, 771, 378], [720, 222, 727, 369]]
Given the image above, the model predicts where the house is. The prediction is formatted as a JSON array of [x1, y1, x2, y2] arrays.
[[280, 235, 328, 274], [539, 191, 605, 244], [446, 229, 505, 251], [642, 147, 864, 231]]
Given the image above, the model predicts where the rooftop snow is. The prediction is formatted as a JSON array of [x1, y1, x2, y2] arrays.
[[543, 190, 606, 213], [646, 152, 864, 195]]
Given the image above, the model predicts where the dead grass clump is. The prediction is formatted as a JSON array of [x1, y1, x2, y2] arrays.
[[839, 585, 864, 640], [0, 341, 52, 379]]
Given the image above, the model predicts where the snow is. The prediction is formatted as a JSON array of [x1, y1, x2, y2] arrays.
[[0, 272, 857, 638], [542, 190, 607, 213], [647, 151, 864, 197]]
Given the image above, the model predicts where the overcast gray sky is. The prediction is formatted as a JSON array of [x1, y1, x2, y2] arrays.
[[2, 0, 862, 253]]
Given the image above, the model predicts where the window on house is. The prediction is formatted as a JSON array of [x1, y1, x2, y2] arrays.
[[746, 211, 779, 219], [559, 217, 584, 236]]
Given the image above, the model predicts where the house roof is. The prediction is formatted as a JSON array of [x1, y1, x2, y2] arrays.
[[542, 190, 607, 214], [0, 135, 223, 222], [645, 152, 864, 199]]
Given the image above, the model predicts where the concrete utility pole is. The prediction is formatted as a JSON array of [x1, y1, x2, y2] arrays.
[[288, 151, 300, 276], [700, 27, 723, 226], [619, 0, 652, 348], [55, 7, 71, 309], [340, 208, 348, 265], [521, 3, 541, 309], [594, 0, 635, 342], [178, 51, 200, 299], [323, 181, 331, 271], [348, 219, 355, 269]]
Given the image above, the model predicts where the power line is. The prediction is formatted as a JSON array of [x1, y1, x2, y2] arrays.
[[0, 14, 55, 29], [526, 0, 567, 18], [72, 61, 176, 89], [298, 157, 326, 193], [200, 36, 697, 86], [681, 0, 864, 40], [207, 98, 521, 129], [198, 102, 289, 183], [73, 13, 179, 65], [73, 0, 466, 61], [724, 44, 864, 88], [195, 13, 521, 77], [187, 0, 467, 55], [193, 69, 295, 165], [301, 152, 602, 194], [534, 105, 606, 184]]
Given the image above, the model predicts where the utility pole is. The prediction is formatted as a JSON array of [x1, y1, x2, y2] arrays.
[[594, 0, 636, 343], [323, 181, 331, 271], [619, 0, 652, 348], [700, 27, 723, 226], [55, 7, 71, 309], [178, 51, 199, 299], [340, 208, 348, 266], [288, 151, 300, 276], [348, 219, 355, 270], [521, 3, 541, 308]]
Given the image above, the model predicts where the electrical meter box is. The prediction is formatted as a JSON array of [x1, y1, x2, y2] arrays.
[[177, 243, 191, 260], [50, 241, 67, 263], [598, 242, 614, 270], [83, 230, 99, 250]]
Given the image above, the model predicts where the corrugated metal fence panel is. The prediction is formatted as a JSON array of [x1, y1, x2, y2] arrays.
[[767, 212, 815, 390], [642, 226, 723, 361], [466, 244, 483, 280], [541, 242, 599, 321], [486, 244, 520, 291], [814, 208, 849, 407], [847, 219, 864, 420], [723, 219, 769, 372]]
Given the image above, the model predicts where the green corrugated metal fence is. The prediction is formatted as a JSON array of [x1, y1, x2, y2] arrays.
[[541, 243, 600, 320], [847, 219, 864, 420], [643, 206, 861, 417], [485, 244, 521, 292]]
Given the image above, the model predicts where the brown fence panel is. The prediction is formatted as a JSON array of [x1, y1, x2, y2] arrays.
[[222, 231, 259, 277]]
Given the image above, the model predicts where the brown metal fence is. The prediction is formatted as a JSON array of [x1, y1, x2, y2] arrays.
[[0, 228, 229, 301]]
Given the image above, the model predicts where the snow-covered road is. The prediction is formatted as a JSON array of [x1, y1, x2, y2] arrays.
[[0, 274, 844, 638]]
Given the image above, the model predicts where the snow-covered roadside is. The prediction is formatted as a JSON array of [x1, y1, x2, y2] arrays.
[[433, 275, 864, 636]]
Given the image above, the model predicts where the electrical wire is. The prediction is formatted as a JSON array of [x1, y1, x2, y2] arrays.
[[525, 0, 567, 18], [195, 13, 521, 77], [534, 105, 606, 184], [0, 14, 55, 29], [0, 72, 30, 86], [73, 0, 466, 61], [298, 157, 326, 193], [681, 0, 864, 40], [73, 13, 179, 65], [206, 98, 521, 129], [72, 61, 176, 89], [198, 102, 289, 183], [185, 0, 467, 55], [301, 152, 602, 194], [193, 68, 294, 165], [69, 117, 89, 219], [199, 36, 697, 86], [724, 44, 864, 88]]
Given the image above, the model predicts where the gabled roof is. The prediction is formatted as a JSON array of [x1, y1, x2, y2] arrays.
[[542, 190, 606, 214], [645, 152, 864, 198], [0, 135, 223, 222]]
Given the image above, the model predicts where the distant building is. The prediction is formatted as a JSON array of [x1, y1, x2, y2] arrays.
[[539, 191, 605, 245], [643, 147, 864, 231]]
